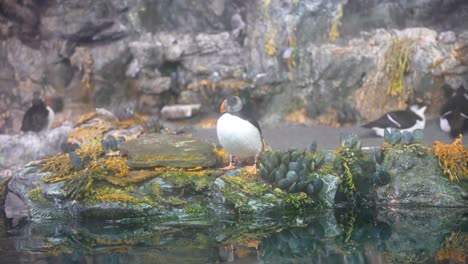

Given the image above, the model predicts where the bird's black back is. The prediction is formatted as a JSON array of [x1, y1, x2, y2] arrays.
[[440, 86, 468, 136], [363, 110, 421, 129], [237, 108, 262, 136], [21, 101, 49, 132]]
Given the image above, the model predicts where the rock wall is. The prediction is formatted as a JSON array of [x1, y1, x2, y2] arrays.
[[1, 0, 468, 131]]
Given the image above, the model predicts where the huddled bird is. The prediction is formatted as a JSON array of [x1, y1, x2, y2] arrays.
[[216, 95, 263, 174], [362, 103, 427, 137], [439, 85, 468, 137], [21, 91, 55, 133]]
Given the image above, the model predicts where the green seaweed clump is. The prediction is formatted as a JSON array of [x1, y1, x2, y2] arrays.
[[384, 38, 413, 98], [334, 133, 374, 204], [28, 187, 49, 205]]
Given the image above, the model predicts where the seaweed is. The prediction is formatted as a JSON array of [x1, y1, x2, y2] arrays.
[[433, 135, 468, 182], [384, 38, 413, 98], [436, 231, 468, 263]]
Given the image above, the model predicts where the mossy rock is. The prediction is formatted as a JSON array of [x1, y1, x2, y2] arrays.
[[375, 147, 467, 207], [120, 134, 218, 169]]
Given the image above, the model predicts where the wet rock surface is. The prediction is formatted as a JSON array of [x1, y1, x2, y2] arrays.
[[120, 133, 218, 169]]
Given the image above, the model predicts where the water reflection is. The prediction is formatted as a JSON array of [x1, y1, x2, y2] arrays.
[[0, 207, 466, 264]]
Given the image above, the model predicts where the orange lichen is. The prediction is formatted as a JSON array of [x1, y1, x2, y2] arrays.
[[67, 121, 112, 145], [105, 170, 161, 187], [197, 118, 218, 128], [433, 135, 468, 182], [284, 108, 308, 124], [75, 112, 98, 126], [104, 157, 129, 177], [436, 231, 468, 263], [431, 57, 446, 68], [313, 111, 341, 128]]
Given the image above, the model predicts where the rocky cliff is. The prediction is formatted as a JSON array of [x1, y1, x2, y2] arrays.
[[1, 0, 468, 132]]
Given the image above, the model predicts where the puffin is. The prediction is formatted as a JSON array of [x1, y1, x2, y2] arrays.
[[439, 86, 468, 137], [216, 95, 263, 174], [21, 91, 55, 133], [363, 103, 427, 137]]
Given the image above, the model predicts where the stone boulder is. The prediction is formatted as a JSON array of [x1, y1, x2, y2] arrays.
[[374, 145, 467, 207], [120, 134, 218, 169]]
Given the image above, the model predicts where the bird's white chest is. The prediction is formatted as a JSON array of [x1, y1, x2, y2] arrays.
[[46, 106, 55, 131], [217, 114, 263, 158], [440, 117, 451, 133]]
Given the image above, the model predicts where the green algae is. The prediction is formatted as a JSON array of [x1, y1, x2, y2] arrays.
[[28, 187, 49, 205]]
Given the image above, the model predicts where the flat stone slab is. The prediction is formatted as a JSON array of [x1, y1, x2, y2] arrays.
[[161, 104, 201, 120], [120, 133, 217, 169]]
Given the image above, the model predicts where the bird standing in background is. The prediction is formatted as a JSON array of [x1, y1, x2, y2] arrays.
[[363, 103, 427, 137], [216, 96, 263, 174], [439, 85, 468, 137], [21, 91, 55, 133]]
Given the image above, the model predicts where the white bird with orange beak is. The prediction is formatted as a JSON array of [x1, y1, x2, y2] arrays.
[[216, 96, 263, 174]]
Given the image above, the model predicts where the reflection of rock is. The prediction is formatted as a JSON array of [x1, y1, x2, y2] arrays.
[[121, 133, 217, 169], [377, 207, 464, 263]]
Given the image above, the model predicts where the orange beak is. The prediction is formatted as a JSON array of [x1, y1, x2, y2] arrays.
[[220, 99, 227, 113]]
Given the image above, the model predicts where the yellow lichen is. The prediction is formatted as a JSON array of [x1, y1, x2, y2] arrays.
[[105, 170, 161, 187], [436, 231, 468, 263], [263, 0, 277, 57], [41, 153, 75, 183], [98, 193, 135, 203], [384, 38, 413, 98], [284, 35, 297, 81], [212, 146, 229, 165], [329, 5, 343, 42], [433, 135, 468, 182], [265, 30, 278, 56]]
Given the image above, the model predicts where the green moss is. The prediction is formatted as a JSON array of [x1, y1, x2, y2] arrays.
[[382, 142, 428, 158], [162, 169, 220, 191], [149, 182, 161, 198], [28, 187, 48, 204], [184, 205, 214, 216], [272, 188, 314, 209]]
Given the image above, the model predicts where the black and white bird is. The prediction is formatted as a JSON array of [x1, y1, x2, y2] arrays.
[[440, 86, 468, 137], [216, 95, 263, 174], [21, 91, 55, 133], [363, 103, 427, 137]]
